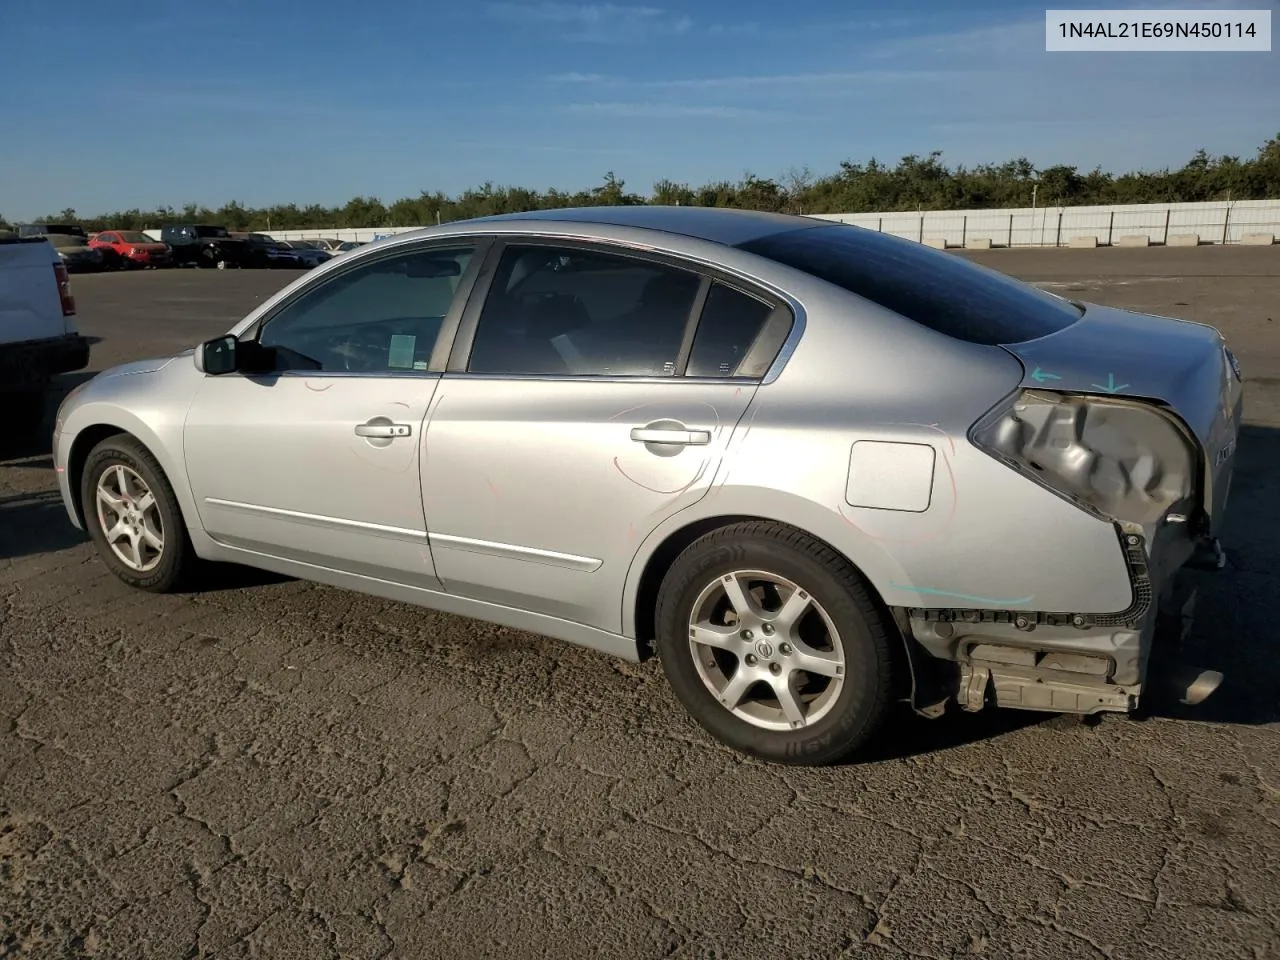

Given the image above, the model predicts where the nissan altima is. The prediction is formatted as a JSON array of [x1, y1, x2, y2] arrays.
[[52, 206, 1242, 765]]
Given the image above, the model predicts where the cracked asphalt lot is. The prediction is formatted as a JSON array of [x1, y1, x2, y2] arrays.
[[3, 249, 1279, 959]]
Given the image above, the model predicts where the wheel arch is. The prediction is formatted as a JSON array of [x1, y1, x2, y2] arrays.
[[62, 407, 209, 554], [627, 508, 912, 678], [66, 423, 129, 527]]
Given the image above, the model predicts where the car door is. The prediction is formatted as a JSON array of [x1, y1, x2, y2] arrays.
[[182, 240, 485, 588], [421, 239, 793, 632]]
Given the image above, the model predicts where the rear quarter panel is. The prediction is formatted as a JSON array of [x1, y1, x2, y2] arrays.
[[623, 267, 1136, 632]]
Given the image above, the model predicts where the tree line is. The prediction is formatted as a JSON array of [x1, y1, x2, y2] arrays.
[[6, 134, 1278, 233]]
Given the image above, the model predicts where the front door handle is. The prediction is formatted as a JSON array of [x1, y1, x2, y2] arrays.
[[355, 420, 411, 438], [630, 426, 711, 445]]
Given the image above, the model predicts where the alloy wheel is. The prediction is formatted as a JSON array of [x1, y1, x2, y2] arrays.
[[687, 569, 846, 731], [94, 464, 165, 572]]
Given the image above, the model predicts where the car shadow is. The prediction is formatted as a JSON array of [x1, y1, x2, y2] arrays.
[[0, 371, 100, 460], [0, 482, 296, 586], [0, 488, 87, 560], [193, 562, 294, 593], [1138, 422, 1280, 726]]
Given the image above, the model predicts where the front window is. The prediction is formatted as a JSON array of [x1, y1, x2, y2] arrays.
[[257, 246, 474, 373], [194, 226, 230, 238], [118, 231, 152, 244], [737, 224, 1082, 346]]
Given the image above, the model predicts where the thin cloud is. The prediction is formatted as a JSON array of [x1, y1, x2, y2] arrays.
[[645, 70, 953, 89], [452, 140, 638, 156], [483, 3, 693, 40], [545, 69, 953, 89], [708, 21, 760, 36], [547, 72, 614, 83], [559, 101, 786, 119]]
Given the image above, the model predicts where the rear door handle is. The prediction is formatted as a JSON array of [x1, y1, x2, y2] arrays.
[[355, 420, 411, 438], [630, 427, 711, 445]]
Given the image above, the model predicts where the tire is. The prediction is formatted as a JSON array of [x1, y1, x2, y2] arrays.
[[80, 435, 198, 592], [655, 521, 896, 766]]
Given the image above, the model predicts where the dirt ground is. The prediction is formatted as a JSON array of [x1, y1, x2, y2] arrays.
[[2, 247, 1278, 959]]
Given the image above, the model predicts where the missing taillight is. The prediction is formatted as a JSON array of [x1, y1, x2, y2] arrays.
[[53, 262, 76, 316], [971, 389, 1197, 529]]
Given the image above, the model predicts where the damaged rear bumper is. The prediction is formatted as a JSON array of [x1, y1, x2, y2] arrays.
[[905, 524, 1222, 716]]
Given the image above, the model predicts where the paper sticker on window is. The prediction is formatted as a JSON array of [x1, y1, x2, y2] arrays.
[[387, 334, 416, 369]]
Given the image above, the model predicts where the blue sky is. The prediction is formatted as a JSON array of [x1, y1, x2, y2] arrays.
[[1, 0, 1276, 218]]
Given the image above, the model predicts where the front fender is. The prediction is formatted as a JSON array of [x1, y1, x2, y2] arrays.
[[54, 362, 215, 556]]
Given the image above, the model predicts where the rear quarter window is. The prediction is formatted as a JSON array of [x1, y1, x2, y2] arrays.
[[736, 224, 1081, 346]]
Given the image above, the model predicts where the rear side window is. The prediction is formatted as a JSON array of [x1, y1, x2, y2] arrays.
[[687, 282, 773, 377], [737, 224, 1081, 345], [468, 245, 701, 377]]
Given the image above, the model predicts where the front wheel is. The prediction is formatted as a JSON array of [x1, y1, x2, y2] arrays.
[[80, 435, 198, 592], [655, 522, 896, 765]]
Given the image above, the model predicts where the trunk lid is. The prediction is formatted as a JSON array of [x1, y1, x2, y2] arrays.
[[1000, 302, 1243, 535]]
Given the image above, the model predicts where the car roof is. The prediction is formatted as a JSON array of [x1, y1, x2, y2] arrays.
[[462, 205, 823, 247]]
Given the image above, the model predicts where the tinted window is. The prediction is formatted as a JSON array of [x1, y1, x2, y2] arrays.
[[687, 283, 773, 377], [468, 245, 700, 377], [737, 225, 1081, 345], [258, 246, 473, 373]]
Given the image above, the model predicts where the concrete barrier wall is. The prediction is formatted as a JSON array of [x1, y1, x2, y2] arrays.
[[807, 198, 1280, 247], [143, 199, 1279, 248]]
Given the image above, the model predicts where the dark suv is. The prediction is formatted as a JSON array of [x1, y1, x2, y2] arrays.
[[159, 225, 250, 268], [231, 232, 304, 269]]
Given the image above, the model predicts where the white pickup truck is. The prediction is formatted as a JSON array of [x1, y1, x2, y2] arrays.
[[0, 235, 91, 445]]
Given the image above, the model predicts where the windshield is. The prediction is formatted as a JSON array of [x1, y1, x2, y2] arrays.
[[48, 234, 85, 248], [118, 231, 152, 243], [194, 226, 230, 238], [737, 224, 1082, 346]]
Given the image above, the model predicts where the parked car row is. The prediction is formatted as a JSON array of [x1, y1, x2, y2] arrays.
[[1, 221, 366, 273]]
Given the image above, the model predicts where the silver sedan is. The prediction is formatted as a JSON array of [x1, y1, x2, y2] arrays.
[[53, 206, 1243, 764]]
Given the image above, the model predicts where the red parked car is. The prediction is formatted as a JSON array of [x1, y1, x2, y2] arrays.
[[89, 230, 173, 269]]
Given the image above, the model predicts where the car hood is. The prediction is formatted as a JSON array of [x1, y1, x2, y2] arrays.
[[100, 356, 177, 379]]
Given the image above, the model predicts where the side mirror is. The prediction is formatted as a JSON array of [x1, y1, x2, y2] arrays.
[[195, 334, 238, 375]]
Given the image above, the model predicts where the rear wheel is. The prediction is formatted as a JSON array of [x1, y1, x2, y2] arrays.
[[80, 436, 198, 592], [655, 521, 896, 765]]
